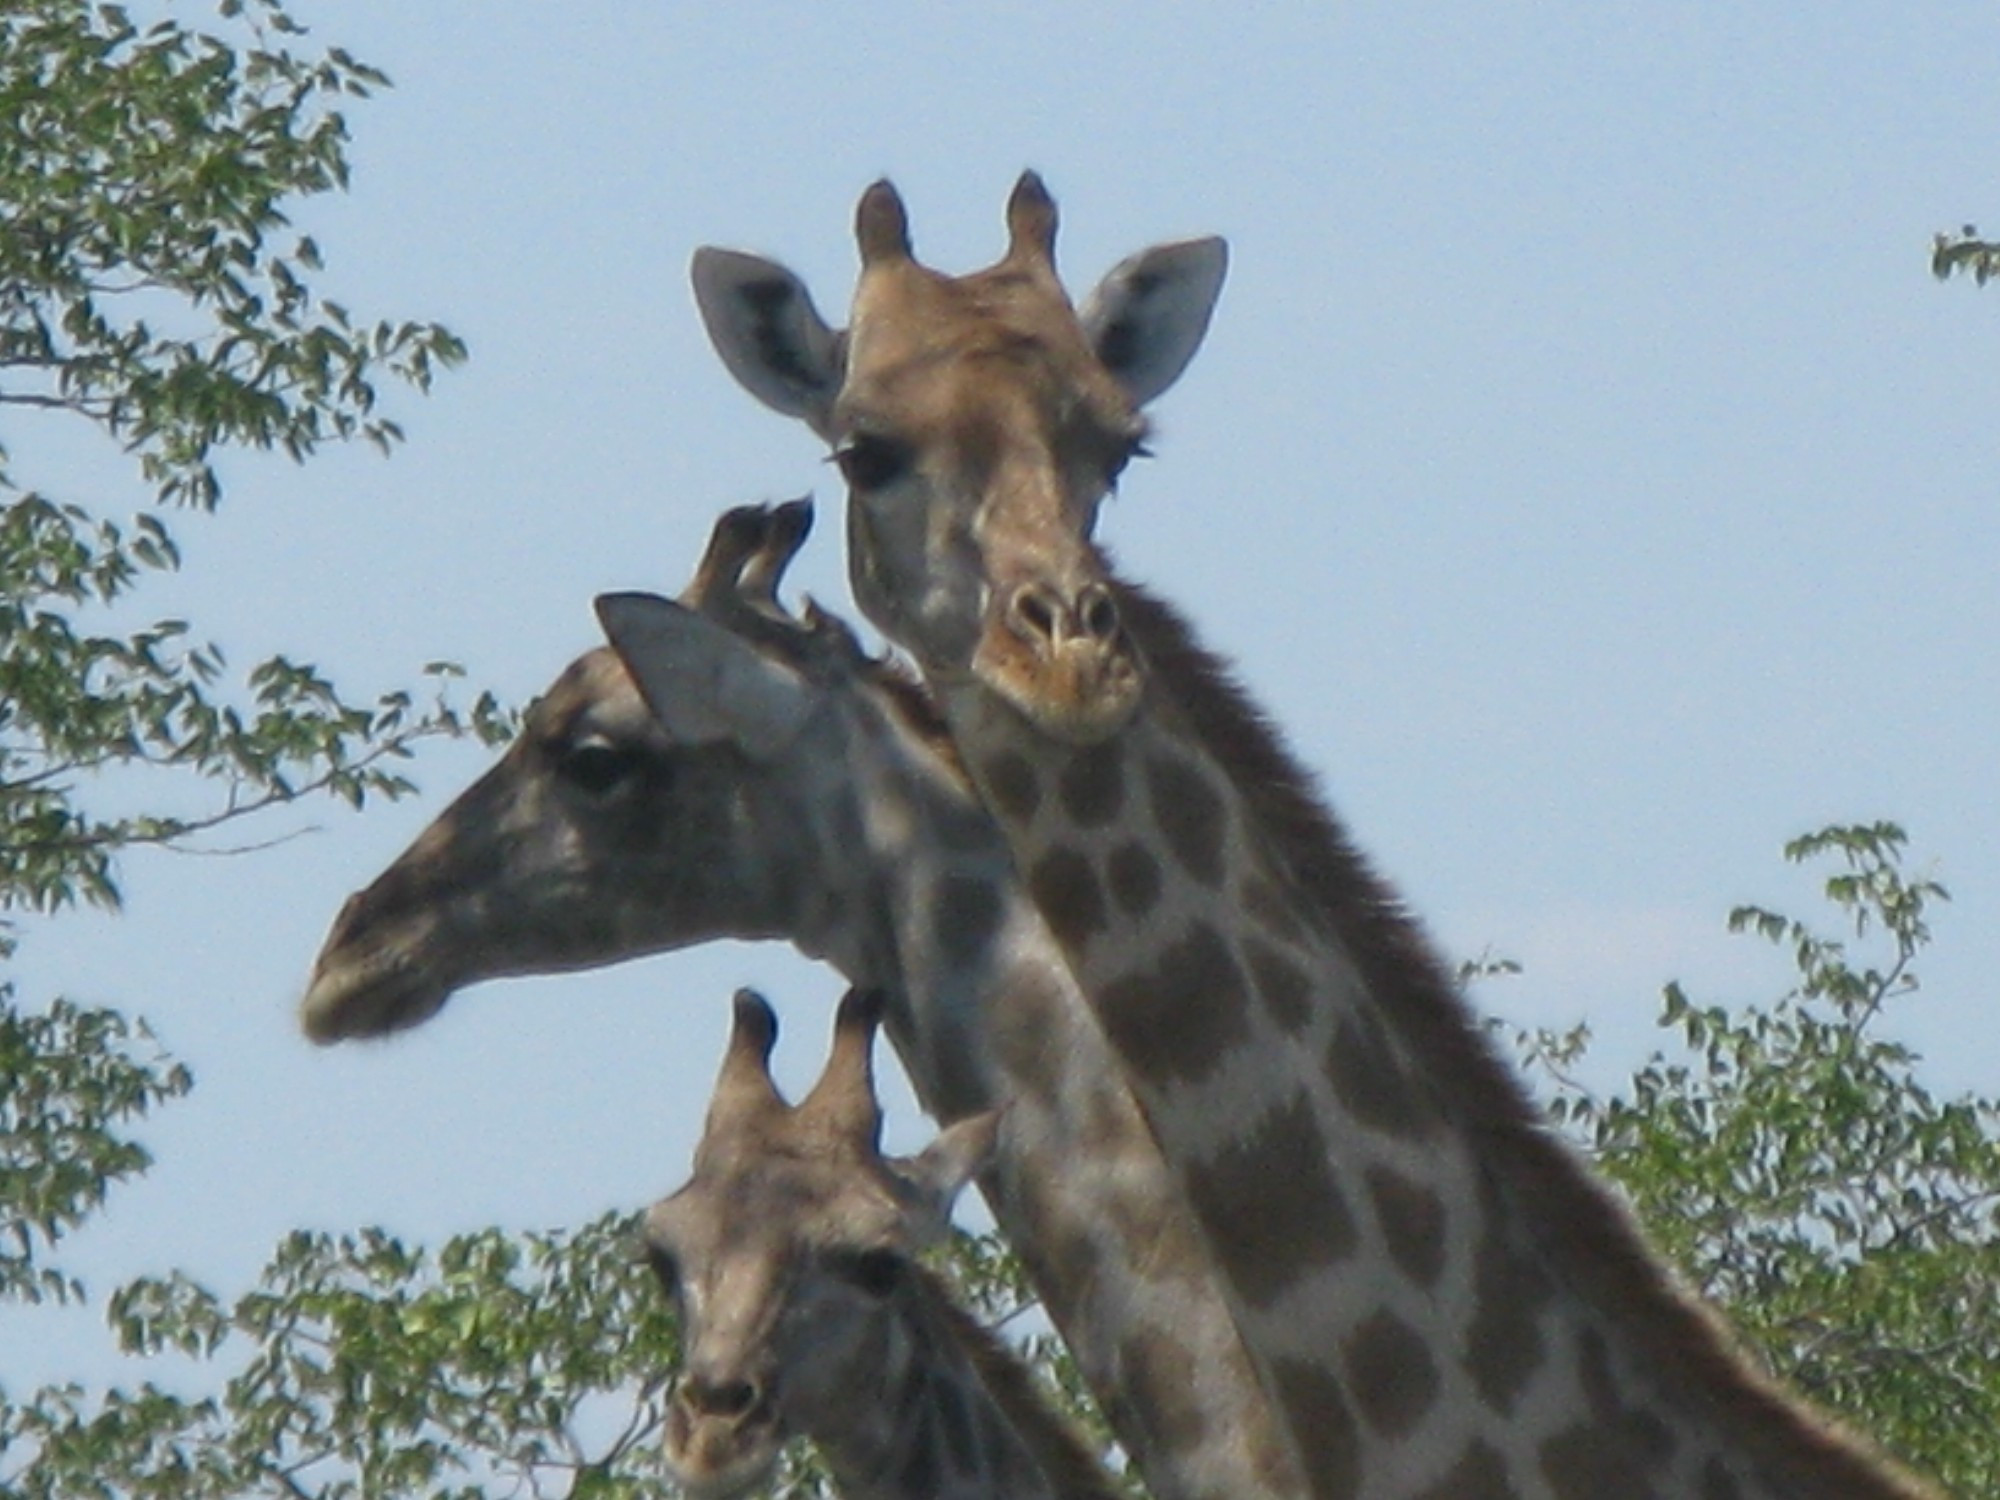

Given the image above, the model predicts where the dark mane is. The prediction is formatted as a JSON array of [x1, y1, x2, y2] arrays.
[[1111, 577, 1939, 1500], [913, 1263, 1126, 1500]]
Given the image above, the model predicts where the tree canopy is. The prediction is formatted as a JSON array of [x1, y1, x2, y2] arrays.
[[1, 0, 501, 1311], [1510, 822, 1996, 1495]]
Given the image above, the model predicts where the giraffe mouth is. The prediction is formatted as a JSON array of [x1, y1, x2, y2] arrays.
[[969, 625, 1144, 745], [664, 1389, 784, 1500], [298, 944, 453, 1044]]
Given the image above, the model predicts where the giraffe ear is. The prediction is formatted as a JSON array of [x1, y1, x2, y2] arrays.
[[888, 1109, 1003, 1243], [691, 247, 846, 438], [595, 591, 818, 759], [1078, 236, 1228, 407]]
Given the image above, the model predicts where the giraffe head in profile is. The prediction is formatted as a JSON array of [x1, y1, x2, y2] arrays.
[[693, 173, 1225, 741], [646, 987, 1111, 1500]]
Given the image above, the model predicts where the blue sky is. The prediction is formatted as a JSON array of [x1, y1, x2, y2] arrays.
[[9, 4, 1997, 1389]]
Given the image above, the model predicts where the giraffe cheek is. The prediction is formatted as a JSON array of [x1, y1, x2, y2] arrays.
[[845, 489, 982, 673]]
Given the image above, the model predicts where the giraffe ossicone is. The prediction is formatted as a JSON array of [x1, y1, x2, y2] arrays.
[[692, 171, 1226, 742], [649, 984, 1120, 1500]]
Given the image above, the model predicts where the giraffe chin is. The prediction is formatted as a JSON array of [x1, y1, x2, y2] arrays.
[[663, 1406, 783, 1500], [970, 633, 1144, 746]]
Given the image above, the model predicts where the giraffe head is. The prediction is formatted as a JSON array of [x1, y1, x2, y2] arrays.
[[646, 987, 999, 1498], [694, 173, 1225, 741], [301, 502, 889, 1042]]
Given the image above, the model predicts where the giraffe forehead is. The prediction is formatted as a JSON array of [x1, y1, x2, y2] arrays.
[[844, 265, 1140, 454], [660, 1192, 898, 1288], [682, 1137, 911, 1238]]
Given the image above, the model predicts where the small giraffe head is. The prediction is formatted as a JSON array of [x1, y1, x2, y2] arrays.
[[646, 987, 999, 1498], [694, 173, 1226, 741]]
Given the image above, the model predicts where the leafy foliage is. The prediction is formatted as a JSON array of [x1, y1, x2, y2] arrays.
[[0, 0, 499, 937], [0, 0, 466, 510], [0, 994, 190, 1306], [1514, 822, 2000, 1495], [0, 1214, 1095, 1498], [2, 1215, 682, 1498], [0, 0, 500, 1305]]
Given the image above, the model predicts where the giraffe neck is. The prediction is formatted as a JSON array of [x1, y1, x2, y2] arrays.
[[793, 689, 1305, 1500], [803, 1267, 1122, 1500], [935, 580, 1937, 1500]]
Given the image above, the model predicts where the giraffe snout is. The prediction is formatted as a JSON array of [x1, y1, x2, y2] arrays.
[[978, 579, 1143, 743], [665, 1363, 783, 1500], [1006, 579, 1122, 651]]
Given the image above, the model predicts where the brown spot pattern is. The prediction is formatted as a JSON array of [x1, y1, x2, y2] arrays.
[[1326, 1012, 1435, 1139], [1571, 1327, 1677, 1469], [1414, 1441, 1522, 1500], [1095, 920, 1255, 1090], [1539, 1422, 1663, 1500], [1343, 1308, 1440, 1438], [933, 874, 1003, 969], [980, 750, 1042, 823], [1269, 1356, 1364, 1500], [1180, 1092, 1358, 1308], [987, 971, 1071, 1111], [1106, 840, 1163, 919], [1115, 1329, 1209, 1459], [1028, 846, 1108, 950], [1462, 1224, 1553, 1415], [1365, 1164, 1449, 1288], [1058, 741, 1127, 827], [1146, 752, 1228, 888], [1244, 935, 1315, 1033], [1031, 1214, 1105, 1305]]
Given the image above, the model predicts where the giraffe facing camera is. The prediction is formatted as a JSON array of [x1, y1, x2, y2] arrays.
[[645, 986, 1120, 1500]]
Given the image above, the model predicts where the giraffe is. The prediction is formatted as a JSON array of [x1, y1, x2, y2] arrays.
[[647, 984, 1120, 1500], [656, 173, 1944, 1500], [303, 502, 1301, 1500]]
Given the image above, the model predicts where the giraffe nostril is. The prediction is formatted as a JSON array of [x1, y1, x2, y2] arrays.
[[1010, 584, 1061, 644], [684, 1375, 761, 1419], [1078, 585, 1119, 643], [1010, 582, 1119, 649]]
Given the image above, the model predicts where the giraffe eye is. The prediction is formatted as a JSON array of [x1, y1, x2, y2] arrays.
[[829, 1247, 905, 1298], [833, 433, 911, 492], [557, 737, 648, 797]]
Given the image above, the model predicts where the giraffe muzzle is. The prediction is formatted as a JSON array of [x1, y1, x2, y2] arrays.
[[665, 1371, 783, 1500], [973, 579, 1144, 743]]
